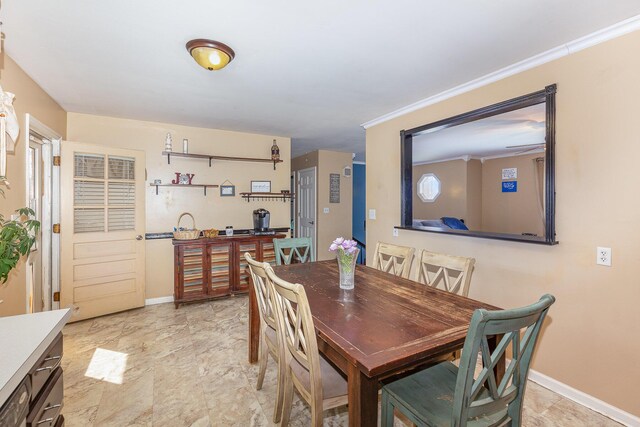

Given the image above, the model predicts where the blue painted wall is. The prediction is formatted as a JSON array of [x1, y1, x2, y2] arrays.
[[352, 163, 366, 244]]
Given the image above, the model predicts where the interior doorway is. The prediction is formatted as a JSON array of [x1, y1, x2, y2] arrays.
[[296, 167, 317, 251], [25, 114, 61, 313]]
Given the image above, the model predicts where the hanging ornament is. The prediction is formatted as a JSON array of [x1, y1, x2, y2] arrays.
[[164, 133, 173, 152], [271, 139, 280, 161]]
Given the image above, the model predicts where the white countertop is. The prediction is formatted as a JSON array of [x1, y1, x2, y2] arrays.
[[0, 309, 72, 406]]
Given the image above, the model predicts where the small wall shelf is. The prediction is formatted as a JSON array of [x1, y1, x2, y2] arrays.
[[162, 151, 283, 170], [240, 192, 294, 202], [151, 183, 219, 196]]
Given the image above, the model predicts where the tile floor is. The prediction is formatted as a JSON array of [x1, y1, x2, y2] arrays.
[[61, 296, 622, 426]]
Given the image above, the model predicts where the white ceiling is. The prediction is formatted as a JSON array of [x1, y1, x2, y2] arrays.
[[413, 103, 545, 164], [3, 1, 640, 161]]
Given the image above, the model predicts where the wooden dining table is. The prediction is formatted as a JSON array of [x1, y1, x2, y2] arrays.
[[247, 260, 502, 426]]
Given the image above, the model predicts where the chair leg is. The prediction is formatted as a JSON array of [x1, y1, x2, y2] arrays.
[[310, 405, 324, 427], [256, 336, 268, 390], [381, 390, 395, 427], [280, 369, 294, 426], [273, 355, 285, 423]]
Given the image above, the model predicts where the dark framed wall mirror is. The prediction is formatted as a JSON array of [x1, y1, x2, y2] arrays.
[[400, 84, 557, 245]]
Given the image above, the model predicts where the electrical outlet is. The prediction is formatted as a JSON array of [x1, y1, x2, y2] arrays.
[[392, 228, 399, 237], [368, 209, 376, 220], [596, 247, 611, 266], [323, 207, 329, 214]]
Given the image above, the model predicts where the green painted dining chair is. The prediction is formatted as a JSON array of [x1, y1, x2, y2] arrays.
[[273, 237, 315, 265], [381, 294, 555, 427]]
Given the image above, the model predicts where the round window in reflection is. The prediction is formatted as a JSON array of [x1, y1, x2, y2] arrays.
[[417, 173, 441, 202]]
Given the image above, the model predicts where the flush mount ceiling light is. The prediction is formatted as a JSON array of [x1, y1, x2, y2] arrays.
[[186, 39, 235, 71]]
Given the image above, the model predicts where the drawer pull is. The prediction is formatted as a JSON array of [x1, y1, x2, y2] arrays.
[[43, 355, 61, 362], [43, 403, 62, 412], [35, 358, 62, 372], [36, 417, 55, 425]]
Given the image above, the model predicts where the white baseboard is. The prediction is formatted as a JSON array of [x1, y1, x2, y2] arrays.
[[144, 296, 174, 306], [528, 369, 640, 427]]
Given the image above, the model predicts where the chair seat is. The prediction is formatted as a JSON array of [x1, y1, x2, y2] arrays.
[[383, 362, 507, 427], [290, 354, 347, 399]]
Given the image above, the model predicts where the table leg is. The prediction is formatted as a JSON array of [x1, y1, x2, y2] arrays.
[[347, 363, 378, 427], [248, 282, 259, 364]]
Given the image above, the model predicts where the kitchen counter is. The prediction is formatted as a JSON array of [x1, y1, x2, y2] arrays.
[[0, 309, 71, 407], [145, 226, 290, 240]]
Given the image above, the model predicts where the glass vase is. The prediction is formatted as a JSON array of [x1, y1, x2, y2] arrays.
[[337, 248, 359, 290]]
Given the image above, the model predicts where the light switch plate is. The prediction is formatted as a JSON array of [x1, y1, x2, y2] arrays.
[[369, 209, 376, 220], [323, 207, 329, 214], [393, 228, 399, 237]]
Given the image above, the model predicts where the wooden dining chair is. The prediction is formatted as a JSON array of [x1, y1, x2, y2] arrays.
[[416, 250, 476, 297], [372, 242, 415, 278], [381, 294, 556, 427], [273, 237, 315, 265], [245, 253, 285, 423], [266, 267, 348, 427]]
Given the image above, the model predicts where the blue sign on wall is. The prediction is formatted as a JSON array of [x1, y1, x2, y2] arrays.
[[502, 181, 517, 193]]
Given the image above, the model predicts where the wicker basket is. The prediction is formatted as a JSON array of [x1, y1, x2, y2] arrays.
[[203, 228, 220, 238], [173, 212, 200, 240]]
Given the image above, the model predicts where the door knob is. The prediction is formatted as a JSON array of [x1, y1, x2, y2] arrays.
[[136, 235, 144, 240], [309, 220, 314, 225]]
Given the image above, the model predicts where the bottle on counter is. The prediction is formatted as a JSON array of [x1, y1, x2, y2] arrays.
[[225, 226, 233, 236]]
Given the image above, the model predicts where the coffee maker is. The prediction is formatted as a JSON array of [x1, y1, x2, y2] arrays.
[[252, 208, 272, 234]]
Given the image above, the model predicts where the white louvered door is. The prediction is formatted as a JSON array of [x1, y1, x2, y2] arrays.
[[60, 141, 145, 321]]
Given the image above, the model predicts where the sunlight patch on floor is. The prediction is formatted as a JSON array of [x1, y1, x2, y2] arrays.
[[84, 348, 128, 384]]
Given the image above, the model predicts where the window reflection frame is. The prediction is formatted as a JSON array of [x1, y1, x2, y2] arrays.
[[399, 84, 557, 245]]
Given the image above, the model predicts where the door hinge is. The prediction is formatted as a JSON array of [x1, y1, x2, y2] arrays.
[[53, 292, 60, 302], [53, 156, 61, 166], [52, 224, 60, 234]]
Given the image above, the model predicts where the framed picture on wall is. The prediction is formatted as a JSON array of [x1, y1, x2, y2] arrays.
[[220, 185, 235, 197], [251, 180, 271, 193]]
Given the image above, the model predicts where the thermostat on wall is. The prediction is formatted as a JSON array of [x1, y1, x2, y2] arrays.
[[343, 166, 352, 177]]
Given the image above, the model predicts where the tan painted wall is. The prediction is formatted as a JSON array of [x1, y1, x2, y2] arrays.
[[0, 56, 67, 317], [317, 150, 352, 260], [292, 150, 352, 261], [366, 31, 640, 416], [466, 159, 482, 230], [481, 153, 545, 236], [413, 160, 467, 222], [67, 113, 291, 299]]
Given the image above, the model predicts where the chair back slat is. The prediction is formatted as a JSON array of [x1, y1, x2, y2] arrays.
[[245, 253, 277, 330], [274, 237, 315, 266], [453, 294, 555, 426], [416, 250, 475, 297], [372, 242, 415, 278]]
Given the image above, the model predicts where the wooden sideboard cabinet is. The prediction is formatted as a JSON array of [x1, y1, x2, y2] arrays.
[[173, 234, 283, 308]]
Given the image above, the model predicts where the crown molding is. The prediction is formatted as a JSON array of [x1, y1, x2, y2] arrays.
[[361, 14, 640, 129]]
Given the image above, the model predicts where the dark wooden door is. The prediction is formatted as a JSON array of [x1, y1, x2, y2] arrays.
[[235, 241, 258, 292], [208, 242, 233, 297], [259, 240, 277, 264], [176, 243, 208, 303]]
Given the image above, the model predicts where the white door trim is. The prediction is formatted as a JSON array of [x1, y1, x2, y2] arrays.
[[24, 114, 62, 312]]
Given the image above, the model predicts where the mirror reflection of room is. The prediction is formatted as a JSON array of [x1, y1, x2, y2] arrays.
[[412, 103, 546, 237]]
